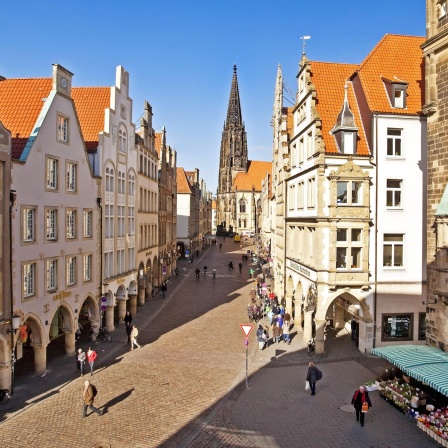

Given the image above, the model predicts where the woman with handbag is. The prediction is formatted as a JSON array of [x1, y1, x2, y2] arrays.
[[351, 385, 372, 427]]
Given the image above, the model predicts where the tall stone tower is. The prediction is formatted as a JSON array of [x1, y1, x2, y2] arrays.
[[217, 66, 248, 230]]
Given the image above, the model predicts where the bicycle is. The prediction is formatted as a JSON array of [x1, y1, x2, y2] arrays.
[[308, 337, 315, 356], [89, 326, 112, 343], [0, 389, 10, 404]]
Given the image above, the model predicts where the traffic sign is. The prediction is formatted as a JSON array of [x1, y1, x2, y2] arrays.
[[240, 324, 253, 338]]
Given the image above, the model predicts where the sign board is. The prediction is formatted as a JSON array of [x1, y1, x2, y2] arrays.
[[101, 305, 107, 311], [240, 324, 253, 338]]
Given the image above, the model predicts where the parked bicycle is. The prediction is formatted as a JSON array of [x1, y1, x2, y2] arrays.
[[308, 337, 315, 356], [0, 389, 10, 404], [89, 326, 112, 343]]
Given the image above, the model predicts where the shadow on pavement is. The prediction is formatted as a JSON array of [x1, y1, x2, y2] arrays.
[[102, 387, 135, 413]]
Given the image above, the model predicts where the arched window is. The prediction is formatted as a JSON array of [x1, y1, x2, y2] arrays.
[[128, 173, 135, 196], [118, 127, 127, 152], [118, 171, 125, 194], [239, 198, 246, 213], [105, 167, 114, 192]]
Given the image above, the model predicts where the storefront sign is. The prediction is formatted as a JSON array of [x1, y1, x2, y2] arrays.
[[53, 290, 72, 301], [286, 259, 317, 281]]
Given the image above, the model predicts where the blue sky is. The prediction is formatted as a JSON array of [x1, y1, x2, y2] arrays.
[[1, 0, 424, 193]]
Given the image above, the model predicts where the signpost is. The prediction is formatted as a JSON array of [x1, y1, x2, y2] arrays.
[[240, 324, 253, 389]]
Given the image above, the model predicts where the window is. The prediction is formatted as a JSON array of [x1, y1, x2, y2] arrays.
[[118, 205, 125, 237], [23, 262, 36, 297], [105, 167, 114, 192], [383, 234, 404, 267], [288, 185, 295, 210], [336, 228, 363, 270], [128, 173, 135, 196], [387, 129, 402, 156], [393, 86, 406, 109], [66, 162, 77, 192], [297, 182, 304, 209], [83, 254, 92, 282], [105, 205, 114, 238], [46, 208, 58, 241], [382, 314, 412, 341], [66, 256, 76, 286], [418, 313, 426, 341], [47, 158, 58, 190], [58, 115, 69, 142], [337, 181, 362, 205], [118, 128, 127, 152], [46, 259, 57, 291], [439, 1, 447, 18], [118, 171, 125, 194], [117, 249, 125, 274], [83, 210, 93, 238], [128, 206, 135, 236], [23, 207, 36, 242], [239, 199, 246, 213], [66, 210, 77, 239], [307, 178, 315, 208], [386, 179, 402, 208], [105, 251, 113, 278], [128, 247, 135, 270], [307, 131, 313, 158]]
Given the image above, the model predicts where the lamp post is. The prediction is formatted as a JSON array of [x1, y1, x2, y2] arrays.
[[7, 315, 20, 395]]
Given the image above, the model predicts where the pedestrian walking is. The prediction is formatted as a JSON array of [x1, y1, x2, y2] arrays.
[[124, 310, 132, 344], [351, 317, 357, 340], [238, 262, 243, 273], [256, 325, 265, 351], [273, 321, 282, 343], [264, 325, 270, 347], [77, 348, 86, 377], [351, 385, 372, 427], [161, 282, 167, 299], [130, 325, 141, 350], [306, 361, 320, 396], [228, 261, 234, 270], [86, 347, 97, 376], [282, 320, 291, 344], [249, 268, 254, 278], [82, 380, 103, 418]]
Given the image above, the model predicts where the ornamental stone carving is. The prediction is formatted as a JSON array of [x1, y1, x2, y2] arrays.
[[329, 157, 369, 178]]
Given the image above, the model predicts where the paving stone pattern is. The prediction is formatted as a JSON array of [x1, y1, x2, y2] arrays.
[[0, 240, 443, 448]]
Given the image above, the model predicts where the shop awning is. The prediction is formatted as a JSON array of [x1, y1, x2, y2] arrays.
[[371, 345, 448, 397]]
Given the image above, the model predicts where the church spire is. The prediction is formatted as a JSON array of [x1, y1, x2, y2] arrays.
[[218, 65, 248, 195], [225, 65, 243, 127]]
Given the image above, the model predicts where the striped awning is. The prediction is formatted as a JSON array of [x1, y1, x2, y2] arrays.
[[371, 345, 448, 397]]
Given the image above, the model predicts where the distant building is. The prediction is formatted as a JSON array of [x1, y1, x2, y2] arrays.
[[216, 65, 271, 236]]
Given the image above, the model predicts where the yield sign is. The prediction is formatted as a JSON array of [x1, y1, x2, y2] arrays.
[[240, 324, 253, 338]]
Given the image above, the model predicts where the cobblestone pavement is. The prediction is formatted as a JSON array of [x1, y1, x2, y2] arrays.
[[0, 238, 443, 448]]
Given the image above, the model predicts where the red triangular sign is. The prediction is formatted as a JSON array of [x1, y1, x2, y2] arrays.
[[240, 324, 253, 338]]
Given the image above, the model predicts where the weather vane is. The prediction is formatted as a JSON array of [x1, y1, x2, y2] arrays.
[[300, 35, 311, 55]]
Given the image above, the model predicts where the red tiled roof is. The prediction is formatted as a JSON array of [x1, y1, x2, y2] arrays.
[[154, 132, 162, 154], [176, 167, 192, 194], [356, 34, 425, 114], [233, 160, 272, 191], [310, 62, 370, 155], [0, 78, 52, 159], [72, 87, 110, 151]]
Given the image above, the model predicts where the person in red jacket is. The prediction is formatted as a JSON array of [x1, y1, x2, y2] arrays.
[[86, 347, 97, 376], [351, 385, 372, 427]]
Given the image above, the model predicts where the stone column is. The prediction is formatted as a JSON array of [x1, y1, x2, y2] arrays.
[[64, 332, 76, 355], [303, 310, 314, 341], [293, 297, 303, 334], [358, 321, 374, 354], [33, 344, 47, 373], [315, 319, 326, 355], [0, 360, 10, 390], [138, 276, 146, 307], [128, 294, 137, 316], [285, 294, 293, 318], [105, 306, 115, 332], [145, 275, 152, 300], [118, 299, 126, 322], [334, 306, 345, 330]]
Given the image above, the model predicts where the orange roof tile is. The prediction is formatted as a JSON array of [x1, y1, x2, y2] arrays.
[[72, 87, 110, 151], [0, 78, 52, 159], [176, 167, 192, 194], [310, 62, 370, 155], [233, 160, 272, 191], [212, 199, 217, 209], [356, 34, 425, 114], [154, 132, 162, 154]]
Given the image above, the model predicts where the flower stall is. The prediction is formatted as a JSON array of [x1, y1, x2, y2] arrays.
[[417, 409, 448, 447]]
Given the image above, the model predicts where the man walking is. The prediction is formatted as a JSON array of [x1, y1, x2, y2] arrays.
[[130, 325, 141, 350], [351, 385, 372, 427], [306, 362, 320, 396], [77, 348, 86, 377], [86, 347, 97, 376], [124, 310, 132, 344], [161, 282, 167, 299], [82, 380, 103, 418]]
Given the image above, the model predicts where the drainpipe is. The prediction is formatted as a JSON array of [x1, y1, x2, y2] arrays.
[[97, 197, 103, 324], [371, 114, 379, 349], [9, 190, 17, 395]]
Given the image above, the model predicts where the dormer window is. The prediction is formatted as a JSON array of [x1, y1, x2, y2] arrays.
[[393, 84, 406, 109]]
